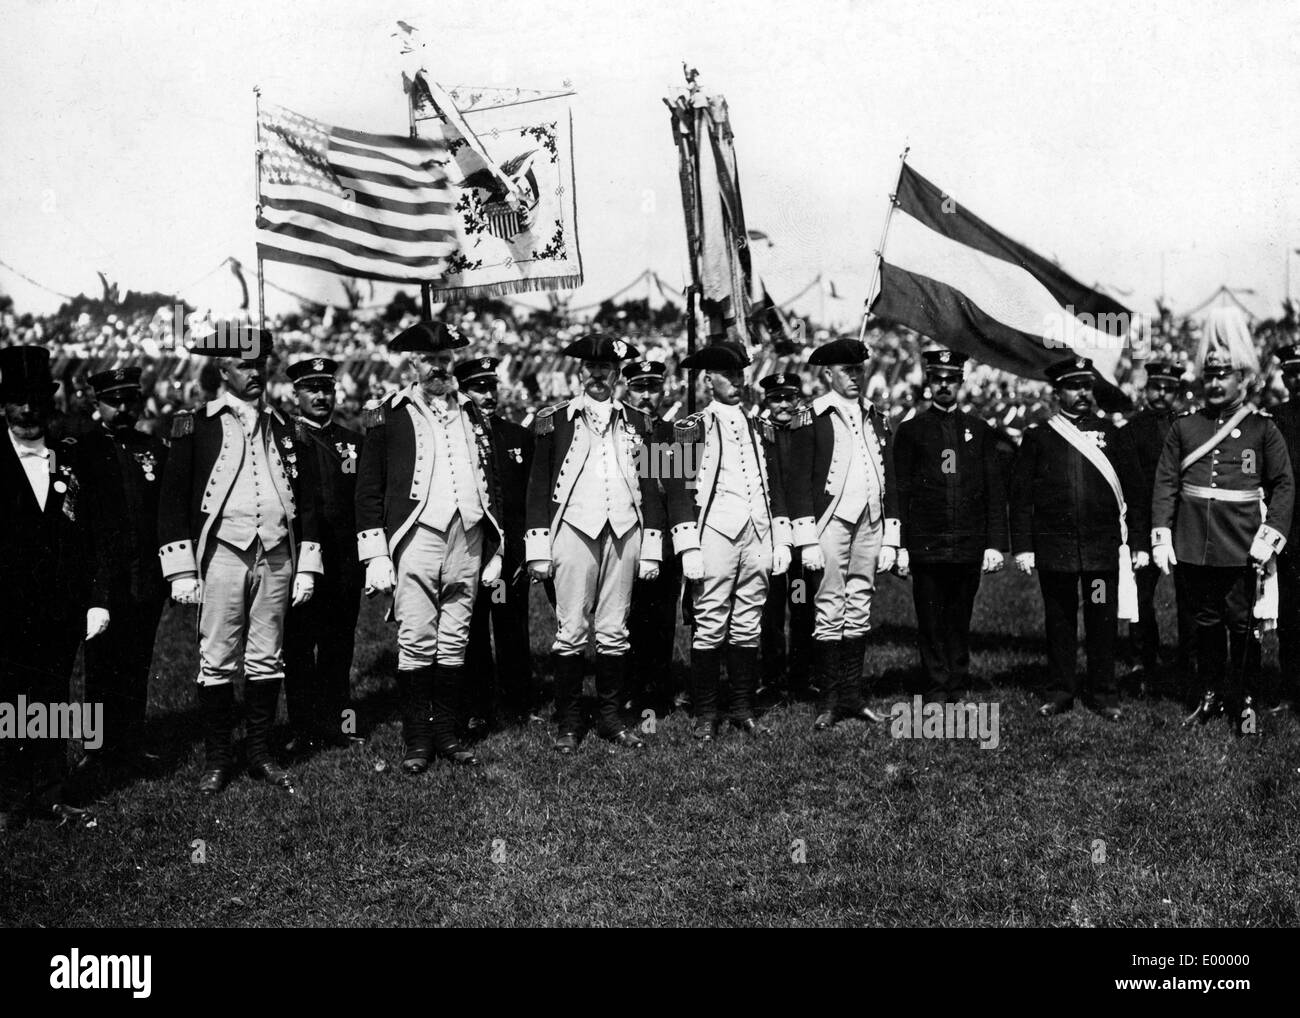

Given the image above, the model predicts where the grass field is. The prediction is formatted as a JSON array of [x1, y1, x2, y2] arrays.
[[2, 569, 1298, 927]]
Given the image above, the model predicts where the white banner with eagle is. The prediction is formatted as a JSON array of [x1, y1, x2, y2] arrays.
[[410, 75, 583, 300]]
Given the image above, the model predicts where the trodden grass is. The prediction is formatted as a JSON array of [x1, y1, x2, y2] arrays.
[[1, 570, 1297, 927]]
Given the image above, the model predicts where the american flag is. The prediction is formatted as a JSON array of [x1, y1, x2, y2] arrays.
[[256, 103, 456, 283]]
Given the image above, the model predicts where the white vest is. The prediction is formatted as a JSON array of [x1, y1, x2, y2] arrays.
[[417, 397, 484, 532], [832, 397, 881, 525], [565, 411, 638, 540], [217, 417, 289, 551], [706, 405, 769, 540]]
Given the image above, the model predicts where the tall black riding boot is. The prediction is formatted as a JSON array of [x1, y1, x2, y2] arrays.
[[596, 653, 643, 748], [432, 663, 478, 765], [244, 679, 293, 790], [552, 653, 584, 753], [398, 666, 435, 773], [726, 644, 769, 737], [813, 639, 842, 731], [690, 646, 722, 740], [196, 683, 235, 795], [837, 635, 887, 723]]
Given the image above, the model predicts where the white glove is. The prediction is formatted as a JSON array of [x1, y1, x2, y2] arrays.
[[982, 548, 1004, 573], [527, 559, 553, 582], [1132, 550, 1150, 571], [878, 546, 897, 573], [1249, 535, 1277, 569], [364, 556, 396, 596], [681, 548, 704, 581], [895, 548, 910, 577], [171, 577, 202, 604], [1015, 552, 1036, 575], [292, 574, 315, 606], [801, 543, 825, 572], [638, 559, 661, 581], [1153, 545, 1177, 575], [85, 607, 110, 640], [481, 553, 503, 586], [772, 545, 791, 576]]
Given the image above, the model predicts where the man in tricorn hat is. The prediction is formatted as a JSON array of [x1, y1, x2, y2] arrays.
[[893, 348, 1008, 703], [81, 365, 169, 770], [282, 356, 365, 753], [525, 334, 666, 753], [355, 320, 503, 770], [784, 337, 900, 731], [1011, 354, 1148, 722], [157, 324, 324, 795], [666, 342, 791, 739], [1151, 308, 1294, 730], [1, 346, 116, 828]]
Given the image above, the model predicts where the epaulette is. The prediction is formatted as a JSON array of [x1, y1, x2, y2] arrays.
[[293, 417, 310, 442], [361, 399, 385, 430], [1257, 408, 1273, 418], [171, 411, 194, 438], [756, 417, 776, 444], [673, 411, 707, 443], [532, 401, 568, 436], [789, 407, 813, 430]]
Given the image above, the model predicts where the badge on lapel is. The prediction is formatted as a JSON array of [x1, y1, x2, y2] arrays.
[[964, 428, 973, 443], [509, 447, 523, 464], [134, 450, 158, 482]]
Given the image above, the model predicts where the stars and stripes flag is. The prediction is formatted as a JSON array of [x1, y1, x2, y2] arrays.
[[870, 163, 1141, 403], [256, 103, 457, 284]]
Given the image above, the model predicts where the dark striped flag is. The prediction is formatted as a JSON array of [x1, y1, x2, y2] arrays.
[[871, 164, 1143, 393], [256, 103, 456, 284]]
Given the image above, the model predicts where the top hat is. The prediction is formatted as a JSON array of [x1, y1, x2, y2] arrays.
[[0, 346, 59, 401]]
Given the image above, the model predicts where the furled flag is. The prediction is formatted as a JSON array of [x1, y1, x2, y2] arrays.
[[256, 103, 456, 284], [870, 164, 1141, 400]]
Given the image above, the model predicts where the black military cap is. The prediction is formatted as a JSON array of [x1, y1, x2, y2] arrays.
[[0, 345, 58, 400], [1143, 359, 1182, 382], [808, 338, 870, 366], [759, 372, 803, 395], [561, 334, 640, 363], [390, 320, 467, 354], [453, 357, 500, 386], [922, 348, 968, 371], [89, 365, 143, 398], [1275, 344, 1300, 368], [624, 359, 666, 384], [286, 357, 339, 385], [680, 341, 751, 371], [186, 323, 273, 361], [1045, 355, 1098, 385]]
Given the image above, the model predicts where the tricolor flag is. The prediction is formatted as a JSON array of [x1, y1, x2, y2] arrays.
[[256, 103, 457, 284], [870, 164, 1142, 400]]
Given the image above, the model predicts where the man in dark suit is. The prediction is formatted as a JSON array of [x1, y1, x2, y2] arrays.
[[1115, 358, 1194, 694], [622, 358, 682, 714], [1010, 356, 1149, 721], [282, 356, 365, 753], [157, 328, 324, 794], [0, 347, 115, 828], [1267, 343, 1300, 714], [458, 356, 537, 728], [893, 349, 1008, 702], [80, 366, 169, 770], [756, 371, 815, 703], [784, 338, 900, 731]]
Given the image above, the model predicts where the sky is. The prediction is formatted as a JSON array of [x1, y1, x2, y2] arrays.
[[2, 0, 1299, 326]]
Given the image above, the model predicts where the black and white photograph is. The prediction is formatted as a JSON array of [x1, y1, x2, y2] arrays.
[[1, 0, 1297, 977]]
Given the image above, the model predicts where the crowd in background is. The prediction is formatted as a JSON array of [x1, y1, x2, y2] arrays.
[[2, 290, 1298, 442]]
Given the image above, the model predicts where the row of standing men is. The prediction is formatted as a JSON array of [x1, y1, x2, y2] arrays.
[[2, 307, 1297, 818]]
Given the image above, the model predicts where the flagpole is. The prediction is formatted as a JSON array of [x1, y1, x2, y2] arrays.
[[408, 81, 434, 320], [860, 145, 909, 343], [254, 85, 266, 329]]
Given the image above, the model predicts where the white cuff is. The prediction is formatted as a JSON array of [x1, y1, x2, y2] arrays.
[[159, 539, 197, 580], [357, 528, 389, 561], [791, 516, 818, 547], [1256, 524, 1287, 555], [670, 521, 700, 554], [296, 540, 324, 575], [883, 518, 901, 547], [1151, 526, 1172, 548], [641, 528, 663, 562], [772, 516, 793, 548], [525, 529, 551, 562]]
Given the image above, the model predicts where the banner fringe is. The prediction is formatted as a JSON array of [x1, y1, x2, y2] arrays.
[[428, 275, 584, 301]]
